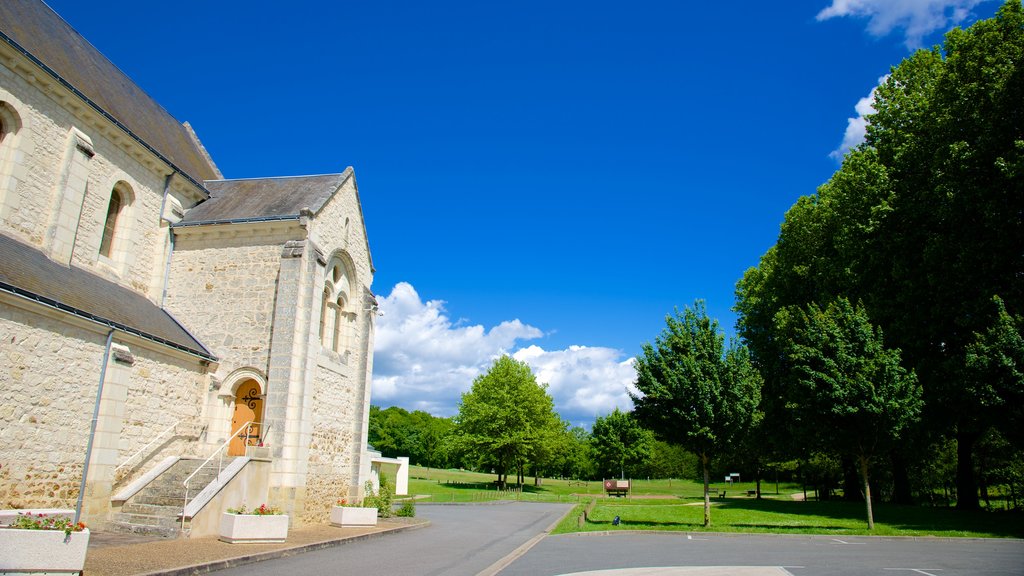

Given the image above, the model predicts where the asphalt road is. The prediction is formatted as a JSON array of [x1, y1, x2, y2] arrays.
[[498, 531, 1024, 576], [206, 503, 1024, 576], [207, 501, 573, 576]]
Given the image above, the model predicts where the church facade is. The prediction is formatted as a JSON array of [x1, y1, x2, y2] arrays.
[[0, 0, 377, 530]]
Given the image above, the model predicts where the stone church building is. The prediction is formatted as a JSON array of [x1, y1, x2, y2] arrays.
[[0, 0, 377, 535]]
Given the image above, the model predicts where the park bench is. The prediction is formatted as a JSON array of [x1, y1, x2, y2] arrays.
[[604, 479, 630, 497]]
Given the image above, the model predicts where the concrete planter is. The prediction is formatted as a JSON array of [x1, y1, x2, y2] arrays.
[[0, 527, 90, 574], [329, 506, 377, 527], [218, 513, 289, 544]]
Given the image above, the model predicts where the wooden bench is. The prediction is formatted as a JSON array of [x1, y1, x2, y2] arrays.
[[604, 479, 630, 497]]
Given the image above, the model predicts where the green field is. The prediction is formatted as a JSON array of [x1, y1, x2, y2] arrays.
[[405, 466, 1024, 539]]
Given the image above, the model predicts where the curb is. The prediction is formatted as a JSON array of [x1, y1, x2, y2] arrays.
[[138, 520, 431, 576]]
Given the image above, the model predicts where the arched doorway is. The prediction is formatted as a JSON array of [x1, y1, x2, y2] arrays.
[[228, 379, 264, 456]]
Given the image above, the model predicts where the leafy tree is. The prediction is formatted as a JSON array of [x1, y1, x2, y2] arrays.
[[780, 298, 922, 529], [368, 405, 454, 468], [559, 426, 596, 480], [452, 356, 558, 487], [642, 440, 697, 481], [590, 408, 653, 480], [631, 301, 762, 526], [964, 297, 1024, 449], [737, 1, 1024, 509]]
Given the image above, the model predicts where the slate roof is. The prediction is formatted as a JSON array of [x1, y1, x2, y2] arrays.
[[179, 172, 351, 225], [0, 234, 215, 361], [0, 0, 220, 185]]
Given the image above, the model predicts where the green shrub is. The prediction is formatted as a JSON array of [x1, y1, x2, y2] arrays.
[[396, 500, 416, 517]]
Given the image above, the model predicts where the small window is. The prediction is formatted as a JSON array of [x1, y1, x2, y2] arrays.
[[99, 189, 123, 257]]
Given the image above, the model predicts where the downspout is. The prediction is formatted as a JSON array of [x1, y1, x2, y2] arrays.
[[160, 173, 174, 308], [75, 328, 115, 524], [161, 229, 175, 308]]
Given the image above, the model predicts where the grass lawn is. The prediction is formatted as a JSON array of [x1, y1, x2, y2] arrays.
[[551, 497, 1024, 538], [406, 466, 1023, 539]]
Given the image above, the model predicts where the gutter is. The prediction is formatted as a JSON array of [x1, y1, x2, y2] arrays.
[[171, 214, 301, 228], [0, 280, 217, 362], [0, 30, 211, 197]]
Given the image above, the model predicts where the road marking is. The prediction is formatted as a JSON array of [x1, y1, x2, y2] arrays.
[[830, 538, 865, 545], [476, 511, 566, 576], [883, 569, 943, 576]]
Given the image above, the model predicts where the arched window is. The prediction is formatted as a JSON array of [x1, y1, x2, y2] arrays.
[[319, 288, 330, 342], [0, 102, 23, 213], [99, 189, 122, 257], [321, 254, 356, 356], [99, 182, 132, 259]]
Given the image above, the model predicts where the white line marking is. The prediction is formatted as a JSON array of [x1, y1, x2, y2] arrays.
[[883, 569, 943, 576]]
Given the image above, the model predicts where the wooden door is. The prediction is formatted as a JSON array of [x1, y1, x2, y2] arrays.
[[229, 380, 263, 456]]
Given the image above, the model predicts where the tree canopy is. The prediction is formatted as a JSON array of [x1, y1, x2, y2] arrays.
[[452, 356, 559, 486], [591, 408, 653, 480], [631, 301, 762, 526], [736, 0, 1024, 509], [780, 298, 922, 528]]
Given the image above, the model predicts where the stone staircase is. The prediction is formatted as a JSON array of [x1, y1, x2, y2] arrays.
[[109, 458, 228, 538]]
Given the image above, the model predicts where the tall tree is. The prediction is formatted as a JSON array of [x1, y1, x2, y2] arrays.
[[631, 301, 762, 527], [780, 298, 922, 529], [452, 356, 558, 487], [737, 1, 1024, 509], [590, 408, 653, 480]]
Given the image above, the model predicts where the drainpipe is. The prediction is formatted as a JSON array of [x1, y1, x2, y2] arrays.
[[160, 173, 174, 308], [161, 230, 175, 308], [75, 329, 115, 524]]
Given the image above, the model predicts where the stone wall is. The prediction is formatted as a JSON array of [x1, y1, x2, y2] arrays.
[[166, 228, 294, 378], [301, 358, 359, 522], [0, 58, 201, 303], [0, 297, 208, 521]]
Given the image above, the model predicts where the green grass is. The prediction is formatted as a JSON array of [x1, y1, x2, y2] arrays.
[[551, 497, 1024, 538], [408, 466, 1023, 539]]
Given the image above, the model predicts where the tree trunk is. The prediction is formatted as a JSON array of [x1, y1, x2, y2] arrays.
[[755, 460, 762, 499], [956, 428, 980, 510], [859, 454, 875, 530], [701, 453, 711, 527]]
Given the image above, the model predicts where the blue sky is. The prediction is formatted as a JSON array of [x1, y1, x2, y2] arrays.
[[47, 0, 1002, 426]]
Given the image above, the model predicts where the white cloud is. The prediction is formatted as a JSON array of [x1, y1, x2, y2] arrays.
[[829, 77, 886, 160], [513, 345, 638, 427], [371, 282, 637, 426], [817, 0, 990, 48]]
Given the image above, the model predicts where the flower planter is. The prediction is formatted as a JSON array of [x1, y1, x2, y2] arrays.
[[0, 527, 90, 574], [329, 506, 378, 527], [218, 513, 289, 544]]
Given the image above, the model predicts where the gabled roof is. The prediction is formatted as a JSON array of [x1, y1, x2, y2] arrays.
[[178, 171, 352, 225], [0, 0, 220, 185], [0, 234, 215, 361]]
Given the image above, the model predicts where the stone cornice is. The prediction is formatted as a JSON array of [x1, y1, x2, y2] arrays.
[[0, 35, 209, 204], [171, 218, 306, 243]]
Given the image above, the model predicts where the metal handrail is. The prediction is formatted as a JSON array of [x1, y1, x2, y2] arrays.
[[181, 420, 260, 530], [114, 418, 181, 474]]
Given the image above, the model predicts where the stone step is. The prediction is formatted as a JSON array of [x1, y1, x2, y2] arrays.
[[119, 502, 182, 517], [133, 494, 187, 507], [107, 520, 180, 539]]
